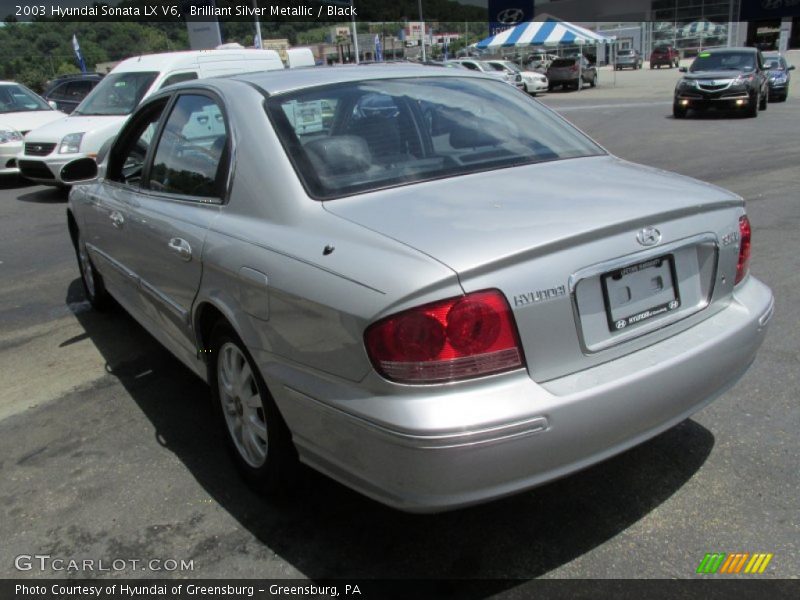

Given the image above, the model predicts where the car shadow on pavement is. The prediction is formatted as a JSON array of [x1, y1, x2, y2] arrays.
[[67, 278, 715, 583], [16, 186, 69, 203]]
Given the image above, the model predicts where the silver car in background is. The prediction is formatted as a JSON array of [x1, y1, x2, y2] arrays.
[[64, 66, 773, 512]]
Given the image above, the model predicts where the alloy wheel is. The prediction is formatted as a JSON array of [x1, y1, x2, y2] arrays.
[[217, 342, 268, 468]]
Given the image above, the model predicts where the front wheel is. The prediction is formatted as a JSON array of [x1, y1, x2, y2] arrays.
[[745, 93, 759, 118], [759, 90, 768, 110], [673, 103, 687, 119], [210, 323, 298, 493], [75, 231, 111, 310]]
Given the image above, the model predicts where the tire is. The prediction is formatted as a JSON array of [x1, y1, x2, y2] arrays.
[[673, 103, 687, 119], [759, 90, 768, 110], [548, 83, 554, 91], [75, 231, 112, 310], [590, 73, 597, 87], [745, 94, 759, 118], [209, 322, 298, 494]]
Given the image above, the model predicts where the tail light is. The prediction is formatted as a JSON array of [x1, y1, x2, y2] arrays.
[[735, 215, 751, 285], [570, 64, 579, 72], [364, 289, 524, 383]]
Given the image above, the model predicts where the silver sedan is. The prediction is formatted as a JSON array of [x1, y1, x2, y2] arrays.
[[64, 65, 773, 512]]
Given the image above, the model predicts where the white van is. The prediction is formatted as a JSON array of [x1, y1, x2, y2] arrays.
[[19, 48, 284, 186]]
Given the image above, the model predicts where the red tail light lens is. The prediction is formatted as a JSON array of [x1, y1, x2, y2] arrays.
[[570, 64, 579, 72], [735, 215, 752, 285], [365, 289, 524, 383]]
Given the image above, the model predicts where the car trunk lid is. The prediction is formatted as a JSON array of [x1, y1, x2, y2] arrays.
[[324, 155, 745, 381]]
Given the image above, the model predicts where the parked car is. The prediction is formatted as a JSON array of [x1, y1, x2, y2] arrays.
[[485, 59, 548, 94], [762, 52, 794, 102], [19, 48, 286, 187], [445, 59, 516, 86], [62, 65, 773, 512], [616, 49, 643, 70], [43, 73, 104, 114], [673, 47, 770, 118], [0, 82, 66, 177], [650, 45, 681, 69], [547, 57, 597, 90], [524, 52, 559, 71]]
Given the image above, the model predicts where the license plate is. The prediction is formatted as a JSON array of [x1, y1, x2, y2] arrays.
[[602, 255, 681, 332]]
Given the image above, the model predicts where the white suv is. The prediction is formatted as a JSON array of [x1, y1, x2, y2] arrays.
[[19, 48, 285, 187]]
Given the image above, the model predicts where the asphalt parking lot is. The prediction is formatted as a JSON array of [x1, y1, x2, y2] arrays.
[[1, 61, 798, 585]]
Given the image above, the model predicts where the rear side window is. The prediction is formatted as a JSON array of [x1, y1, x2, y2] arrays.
[[47, 83, 70, 101], [148, 94, 228, 199]]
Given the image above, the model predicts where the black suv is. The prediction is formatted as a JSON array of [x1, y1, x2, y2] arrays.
[[43, 73, 104, 114], [673, 48, 769, 118]]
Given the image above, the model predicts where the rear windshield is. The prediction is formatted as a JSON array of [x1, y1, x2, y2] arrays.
[[619, 50, 634, 56], [690, 52, 756, 73], [266, 77, 605, 200], [653, 46, 671, 52], [74, 71, 158, 116], [764, 57, 785, 70], [550, 58, 575, 67]]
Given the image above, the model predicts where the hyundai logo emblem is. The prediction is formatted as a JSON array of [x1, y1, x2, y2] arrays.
[[497, 8, 525, 24], [636, 226, 662, 247]]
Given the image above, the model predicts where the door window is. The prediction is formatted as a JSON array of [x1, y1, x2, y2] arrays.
[[148, 94, 228, 200]]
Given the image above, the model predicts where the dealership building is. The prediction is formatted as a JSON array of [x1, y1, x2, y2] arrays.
[[487, 0, 800, 52]]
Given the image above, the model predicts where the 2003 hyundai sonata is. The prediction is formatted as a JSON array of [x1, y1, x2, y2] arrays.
[[63, 65, 773, 512]]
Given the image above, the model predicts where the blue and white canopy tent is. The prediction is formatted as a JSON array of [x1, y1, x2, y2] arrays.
[[474, 17, 618, 86], [475, 18, 614, 50]]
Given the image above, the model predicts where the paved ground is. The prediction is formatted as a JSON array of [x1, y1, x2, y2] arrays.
[[0, 64, 798, 585]]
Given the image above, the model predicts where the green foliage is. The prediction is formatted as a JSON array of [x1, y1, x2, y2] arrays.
[[0, 21, 188, 90]]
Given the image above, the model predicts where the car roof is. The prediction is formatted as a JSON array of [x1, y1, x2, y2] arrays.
[[698, 47, 757, 54], [231, 64, 492, 96], [112, 48, 283, 73]]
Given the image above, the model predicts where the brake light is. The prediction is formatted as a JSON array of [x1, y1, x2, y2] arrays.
[[735, 215, 751, 285], [364, 289, 524, 383], [570, 64, 579, 72]]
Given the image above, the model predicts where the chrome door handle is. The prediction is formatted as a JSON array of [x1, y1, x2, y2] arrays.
[[109, 211, 124, 229], [167, 238, 192, 262]]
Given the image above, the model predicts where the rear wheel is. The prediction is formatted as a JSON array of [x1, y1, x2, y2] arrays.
[[210, 322, 298, 493], [590, 73, 597, 87], [75, 231, 111, 310]]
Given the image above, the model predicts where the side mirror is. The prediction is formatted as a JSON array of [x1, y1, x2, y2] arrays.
[[678, 66, 688, 73], [48, 100, 58, 110], [60, 157, 98, 184], [788, 65, 796, 71]]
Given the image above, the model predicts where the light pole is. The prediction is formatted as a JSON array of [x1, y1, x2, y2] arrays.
[[418, 0, 426, 62], [351, 0, 359, 64], [252, 0, 262, 48]]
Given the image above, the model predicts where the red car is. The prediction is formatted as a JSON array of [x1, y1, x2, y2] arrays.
[[650, 45, 680, 69]]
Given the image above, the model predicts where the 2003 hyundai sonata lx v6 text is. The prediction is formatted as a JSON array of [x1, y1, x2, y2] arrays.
[[62, 65, 773, 512]]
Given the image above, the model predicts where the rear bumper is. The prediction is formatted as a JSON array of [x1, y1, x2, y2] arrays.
[[524, 79, 549, 92], [267, 276, 773, 512]]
